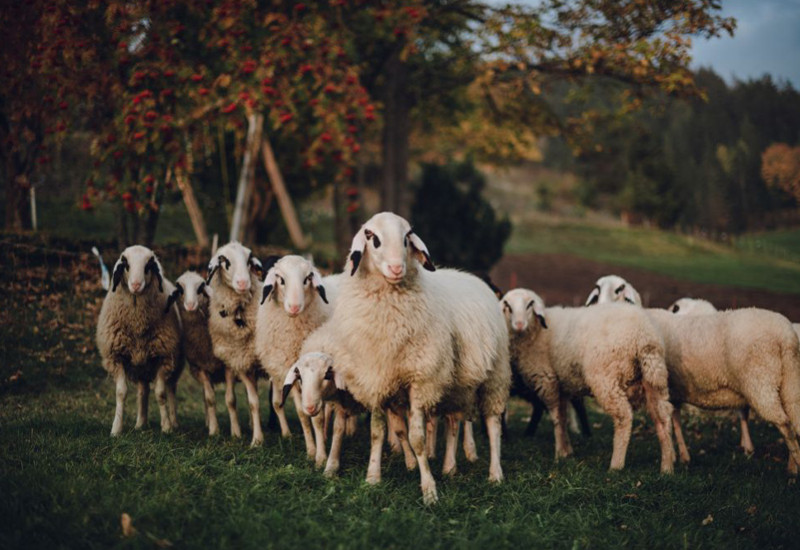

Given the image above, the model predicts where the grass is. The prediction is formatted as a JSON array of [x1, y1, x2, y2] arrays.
[[3, 237, 800, 549], [507, 219, 800, 295]]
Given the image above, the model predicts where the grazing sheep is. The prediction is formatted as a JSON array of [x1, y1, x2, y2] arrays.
[[302, 212, 508, 504], [206, 241, 268, 447], [169, 271, 227, 436], [97, 245, 184, 436], [502, 288, 676, 473], [585, 274, 642, 306], [255, 255, 332, 465]]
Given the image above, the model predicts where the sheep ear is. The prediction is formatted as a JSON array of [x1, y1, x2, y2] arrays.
[[111, 256, 127, 292], [164, 285, 182, 315], [671, 303, 680, 313], [324, 365, 334, 380], [310, 269, 328, 304], [260, 268, 277, 305], [348, 228, 368, 276], [206, 258, 219, 284], [262, 255, 282, 273], [535, 314, 548, 329], [532, 299, 547, 328], [198, 282, 207, 297], [248, 253, 265, 281], [407, 231, 435, 272], [146, 256, 164, 292], [281, 366, 300, 407], [585, 286, 600, 306], [622, 285, 640, 305]]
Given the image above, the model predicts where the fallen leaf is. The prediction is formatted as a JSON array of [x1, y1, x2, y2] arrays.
[[702, 514, 714, 526], [121, 513, 137, 537]]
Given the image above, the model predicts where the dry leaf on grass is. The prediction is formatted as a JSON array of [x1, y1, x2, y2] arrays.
[[121, 513, 137, 537]]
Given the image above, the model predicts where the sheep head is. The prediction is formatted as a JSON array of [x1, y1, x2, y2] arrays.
[[347, 212, 434, 284], [112, 245, 164, 296], [282, 352, 341, 417], [174, 271, 209, 312], [260, 255, 328, 315], [501, 288, 548, 333], [585, 275, 641, 306], [668, 297, 717, 315], [207, 242, 266, 295]]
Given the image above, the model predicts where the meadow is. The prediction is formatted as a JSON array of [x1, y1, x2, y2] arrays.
[[3, 233, 800, 549]]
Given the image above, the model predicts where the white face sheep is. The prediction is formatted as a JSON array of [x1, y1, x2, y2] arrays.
[[97, 245, 183, 436], [205, 241, 270, 447], [502, 288, 676, 474], [171, 271, 226, 437], [585, 275, 642, 306], [255, 255, 331, 466]]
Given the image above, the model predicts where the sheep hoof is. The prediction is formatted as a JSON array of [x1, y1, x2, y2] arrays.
[[442, 465, 457, 477], [250, 437, 264, 448], [679, 453, 691, 464], [365, 474, 380, 485], [421, 484, 438, 506], [488, 470, 504, 483], [315, 456, 327, 469], [465, 451, 478, 463], [405, 457, 418, 471]]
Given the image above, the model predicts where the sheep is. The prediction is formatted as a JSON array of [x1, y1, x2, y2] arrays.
[[96, 245, 184, 436], [254, 255, 332, 465], [206, 241, 269, 447], [169, 271, 227, 436], [301, 212, 509, 504], [502, 288, 676, 473], [585, 274, 642, 306], [667, 297, 717, 315]]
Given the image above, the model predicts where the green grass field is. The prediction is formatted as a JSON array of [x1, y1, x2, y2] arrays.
[[507, 220, 800, 295], [3, 237, 800, 549]]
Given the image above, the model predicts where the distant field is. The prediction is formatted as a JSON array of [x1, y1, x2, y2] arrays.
[[507, 220, 800, 295]]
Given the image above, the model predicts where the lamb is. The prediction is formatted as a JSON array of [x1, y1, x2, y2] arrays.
[[206, 241, 268, 447], [301, 212, 509, 504], [585, 274, 642, 306], [589, 283, 800, 472], [169, 271, 227, 436], [96, 245, 184, 436], [254, 255, 332, 465], [502, 288, 676, 473]]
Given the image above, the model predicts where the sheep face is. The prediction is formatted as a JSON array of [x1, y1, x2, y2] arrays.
[[207, 242, 263, 294], [501, 288, 547, 333], [668, 297, 717, 315], [282, 352, 337, 417], [260, 255, 327, 316], [585, 275, 641, 306], [348, 212, 434, 284], [111, 245, 164, 296], [175, 271, 208, 312]]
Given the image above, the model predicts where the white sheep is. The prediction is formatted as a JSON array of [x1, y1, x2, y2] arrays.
[[301, 212, 508, 504], [502, 288, 676, 473], [96, 245, 184, 436], [206, 241, 268, 447], [254, 255, 332, 465], [170, 271, 227, 436], [585, 274, 642, 306], [667, 297, 717, 315]]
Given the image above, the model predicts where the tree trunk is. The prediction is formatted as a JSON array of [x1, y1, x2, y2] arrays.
[[261, 139, 307, 250], [230, 113, 264, 244], [176, 170, 210, 248], [4, 152, 32, 231], [380, 45, 412, 218]]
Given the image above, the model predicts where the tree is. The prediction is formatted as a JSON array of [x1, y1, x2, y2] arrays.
[[762, 144, 800, 203]]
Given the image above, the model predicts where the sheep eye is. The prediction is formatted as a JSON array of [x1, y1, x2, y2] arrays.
[[672, 305, 680, 313], [526, 301, 534, 310], [502, 300, 511, 313], [278, 276, 285, 286], [304, 274, 312, 286], [615, 284, 625, 294]]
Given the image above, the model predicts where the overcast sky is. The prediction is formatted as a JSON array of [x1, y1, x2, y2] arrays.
[[691, 0, 800, 88]]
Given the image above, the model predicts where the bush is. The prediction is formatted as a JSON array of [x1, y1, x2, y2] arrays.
[[410, 160, 511, 274]]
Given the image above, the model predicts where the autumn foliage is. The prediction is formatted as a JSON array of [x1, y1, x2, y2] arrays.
[[762, 143, 800, 203]]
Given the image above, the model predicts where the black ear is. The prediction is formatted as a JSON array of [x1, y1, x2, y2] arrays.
[[324, 365, 334, 380], [281, 368, 299, 408], [671, 304, 680, 313], [261, 284, 273, 305], [349, 250, 362, 276], [206, 265, 219, 284], [316, 285, 328, 304], [112, 256, 127, 292], [536, 314, 548, 329], [164, 286, 182, 315], [145, 257, 164, 292], [419, 250, 435, 272], [262, 255, 282, 273], [198, 282, 207, 297]]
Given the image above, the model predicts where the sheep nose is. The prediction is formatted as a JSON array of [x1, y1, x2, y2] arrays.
[[388, 264, 403, 276], [185, 302, 196, 311], [235, 279, 249, 291], [514, 321, 525, 331], [130, 281, 142, 292], [288, 304, 301, 315], [305, 405, 318, 416]]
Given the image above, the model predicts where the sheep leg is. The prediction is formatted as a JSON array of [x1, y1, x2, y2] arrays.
[[325, 405, 347, 478], [525, 400, 545, 437], [198, 370, 219, 436], [567, 405, 581, 435], [408, 405, 438, 505], [387, 409, 417, 471], [594, 387, 633, 471], [366, 408, 386, 485], [672, 406, 691, 463], [463, 420, 478, 462], [167, 380, 179, 430], [323, 402, 333, 444], [442, 415, 460, 476], [224, 368, 242, 438], [426, 416, 438, 459], [292, 387, 318, 461], [155, 371, 172, 434], [111, 369, 127, 436], [135, 381, 149, 429], [241, 372, 263, 447], [346, 414, 358, 437], [571, 397, 593, 438], [387, 425, 402, 455], [643, 381, 676, 474], [485, 414, 504, 483], [311, 411, 327, 469], [270, 381, 292, 438], [739, 406, 755, 455], [558, 398, 574, 456], [747, 392, 800, 475]]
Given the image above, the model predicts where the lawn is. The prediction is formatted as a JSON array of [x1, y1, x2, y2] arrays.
[[3, 236, 800, 549], [507, 220, 800, 295]]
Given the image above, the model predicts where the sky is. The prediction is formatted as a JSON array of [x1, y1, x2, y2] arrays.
[[690, 0, 800, 88]]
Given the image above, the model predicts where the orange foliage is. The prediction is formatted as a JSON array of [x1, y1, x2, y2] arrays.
[[762, 143, 800, 202]]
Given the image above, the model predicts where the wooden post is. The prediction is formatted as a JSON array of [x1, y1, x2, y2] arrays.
[[230, 113, 264, 243], [175, 170, 210, 249], [261, 138, 308, 249]]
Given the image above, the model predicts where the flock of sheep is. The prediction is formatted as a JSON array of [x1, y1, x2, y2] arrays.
[[96, 211, 800, 505]]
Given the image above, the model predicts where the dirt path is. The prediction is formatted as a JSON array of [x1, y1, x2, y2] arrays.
[[491, 253, 800, 321]]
